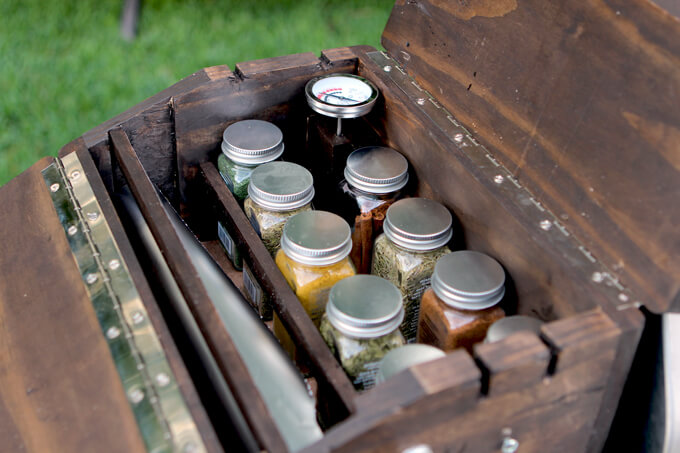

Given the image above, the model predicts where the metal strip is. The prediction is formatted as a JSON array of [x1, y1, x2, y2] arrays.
[[42, 155, 206, 453], [368, 50, 642, 309]]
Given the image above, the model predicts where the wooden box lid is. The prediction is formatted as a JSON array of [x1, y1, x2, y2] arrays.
[[381, 0, 680, 313]]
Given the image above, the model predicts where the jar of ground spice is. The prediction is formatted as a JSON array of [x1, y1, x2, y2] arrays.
[[417, 251, 506, 352], [371, 198, 453, 343], [217, 119, 285, 201], [273, 211, 356, 355], [319, 275, 405, 391], [338, 146, 409, 273]]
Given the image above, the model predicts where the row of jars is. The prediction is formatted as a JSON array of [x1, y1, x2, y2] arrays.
[[215, 119, 542, 391]]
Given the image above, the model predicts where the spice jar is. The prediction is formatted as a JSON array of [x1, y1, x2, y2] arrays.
[[338, 146, 409, 274], [376, 344, 445, 384], [484, 315, 543, 343], [273, 211, 356, 354], [417, 251, 506, 352], [217, 119, 285, 201], [371, 198, 453, 343], [320, 275, 405, 391], [244, 162, 315, 257]]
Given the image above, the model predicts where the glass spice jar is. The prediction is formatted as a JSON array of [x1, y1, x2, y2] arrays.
[[273, 211, 356, 355], [417, 251, 506, 352], [371, 198, 453, 343], [337, 146, 409, 225], [217, 119, 285, 201], [376, 344, 445, 384], [319, 275, 405, 391], [484, 315, 543, 343], [244, 162, 315, 257]]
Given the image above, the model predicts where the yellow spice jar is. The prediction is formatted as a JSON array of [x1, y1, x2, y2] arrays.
[[273, 211, 356, 357]]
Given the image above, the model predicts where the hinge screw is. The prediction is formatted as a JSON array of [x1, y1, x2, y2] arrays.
[[131, 311, 145, 325], [86, 273, 98, 284], [69, 170, 81, 181], [540, 220, 552, 231], [416, 98, 426, 105], [592, 272, 604, 283], [50, 183, 60, 192], [67, 225, 78, 236], [128, 388, 144, 404], [106, 326, 121, 339], [383, 65, 392, 72], [494, 175, 504, 184], [501, 428, 519, 453], [86, 212, 99, 222], [454, 133, 464, 143], [156, 372, 171, 387], [108, 259, 120, 270]]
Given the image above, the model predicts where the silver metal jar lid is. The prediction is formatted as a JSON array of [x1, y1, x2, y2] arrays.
[[376, 344, 446, 384], [432, 251, 505, 310], [280, 211, 352, 266], [484, 315, 543, 343], [326, 275, 404, 339], [221, 119, 285, 165], [248, 162, 315, 211], [382, 198, 453, 251], [344, 146, 409, 194]]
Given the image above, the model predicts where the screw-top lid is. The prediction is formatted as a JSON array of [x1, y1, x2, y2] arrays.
[[432, 251, 505, 310], [326, 275, 404, 339], [376, 344, 446, 383], [280, 211, 352, 266], [248, 162, 315, 211], [221, 120, 285, 165], [344, 146, 409, 194], [484, 315, 543, 343], [382, 198, 453, 251]]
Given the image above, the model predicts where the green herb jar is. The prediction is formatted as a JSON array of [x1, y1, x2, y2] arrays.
[[320, 275, 405, 391], [244, 162, 315, 257], [371, 198, 453, 343], [337, 146, 409, 224], [217, 119, 285, 201]]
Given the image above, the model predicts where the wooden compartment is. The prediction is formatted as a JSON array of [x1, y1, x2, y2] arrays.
[[2, 1, 678, 451]]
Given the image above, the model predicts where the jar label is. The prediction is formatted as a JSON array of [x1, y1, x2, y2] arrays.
[[243, 261, 271, 320], [247, 211, 262, 237], [220, 170, 235, 193], [402, 276, 432, 343], [352, 360, 381, 391], [217, 220, 241, 269]]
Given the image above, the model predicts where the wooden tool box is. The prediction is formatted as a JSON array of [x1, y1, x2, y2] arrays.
[[1, 1, 678, 452]]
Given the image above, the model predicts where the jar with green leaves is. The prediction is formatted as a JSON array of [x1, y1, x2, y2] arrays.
[[244, 162, 315, 258], [371, 198, 453, 343], [320, 275, 405, 391]]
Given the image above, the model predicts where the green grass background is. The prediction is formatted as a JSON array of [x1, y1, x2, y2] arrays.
[[0, 0, 394, 186]]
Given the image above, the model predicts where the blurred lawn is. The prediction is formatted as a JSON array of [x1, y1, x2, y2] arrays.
[[0, 0, 393, 186]]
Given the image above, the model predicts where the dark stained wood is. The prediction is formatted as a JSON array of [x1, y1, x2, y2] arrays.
[[0, 158, 146, 453], [72, 141, 223, 452], [109, 128, 287, 453], [382, 0, 680, 313], [198, 161, 358, 418], [474, 331, 551, 396]]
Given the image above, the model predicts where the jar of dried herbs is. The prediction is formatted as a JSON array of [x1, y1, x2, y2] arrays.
[[320, 275, 405, 391], [244, 162, 315, 258], [217, 119, 285, 201], [337, 146, 409, 223], [371, 198, 453, 343], [273, 211, 356, 355], [417, 251, 506, 352], [376, 344, 445, 384]]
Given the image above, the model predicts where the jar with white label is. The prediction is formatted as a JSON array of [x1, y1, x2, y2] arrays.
[[319, 275, 405, 391], [273, 211, 356, 357], [244, 162, 315, 258], [371, 198, 453, 343]]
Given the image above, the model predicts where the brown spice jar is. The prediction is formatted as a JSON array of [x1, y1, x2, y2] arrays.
[[417, 288, 505, 352]]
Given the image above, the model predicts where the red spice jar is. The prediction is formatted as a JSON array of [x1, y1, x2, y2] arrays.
[[417, 251, 506, 352]]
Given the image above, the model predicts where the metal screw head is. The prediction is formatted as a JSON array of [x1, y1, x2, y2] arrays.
[[183, 442, 198, 453], [67, 225, 78, 236], [86, 212, 99, 222], [416, 98, 426, 105], [501, 437, 519, 453], [618, 293, 629, 302], [592, 272, 604, 283], [454, 133, 464, 143], [494, 175, 504, 184], [131, 311, 145, 325], [108, 259, 121, 270], [106, 326, 121, 339], [50, 183, 60, 192], [69, 170, 81, 181], [128, 388, 144, 404], [540, 220, 552, 231], [383, 65, 392, 72], [155, 372, 171, 387], [86, 273, 98, 284]]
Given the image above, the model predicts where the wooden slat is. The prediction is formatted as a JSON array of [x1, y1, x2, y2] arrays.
[[235, 52, 320, 78], [109, 128, 287, 453], [0, 158, 146, 453], [72, 141, 223, 452], [381, 0, 680, 312], [199, 161, 358, 417]]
